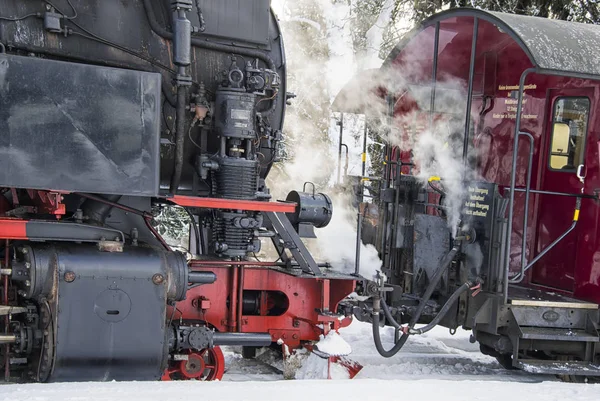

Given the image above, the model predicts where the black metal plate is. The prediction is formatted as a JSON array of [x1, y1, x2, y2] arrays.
[[52, 246, 168, 381], [0, 54, 161, 196]]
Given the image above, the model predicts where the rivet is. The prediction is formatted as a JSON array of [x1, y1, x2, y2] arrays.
[[64, 271, 76, 283], [152, 273, 165, 285]]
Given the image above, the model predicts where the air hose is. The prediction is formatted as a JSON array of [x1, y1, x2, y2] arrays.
[[408, 281, 473, 335], [372, 245, 459, 358]]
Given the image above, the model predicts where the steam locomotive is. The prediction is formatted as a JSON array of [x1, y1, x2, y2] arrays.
[[0, 0, 358, 382], [3, 0, 600, 384]]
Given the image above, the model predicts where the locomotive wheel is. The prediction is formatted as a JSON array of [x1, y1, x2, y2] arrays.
[[162, 347, 225, 381]]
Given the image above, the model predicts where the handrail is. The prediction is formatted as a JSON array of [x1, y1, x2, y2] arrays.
[[510, 131, 534, 284], [508, 187, 597, 199], [503, 67, 536, 303], [511, 197, 582, 281]]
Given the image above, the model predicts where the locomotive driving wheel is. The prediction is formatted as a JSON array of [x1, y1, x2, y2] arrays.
[[162, 347, 225, 381]]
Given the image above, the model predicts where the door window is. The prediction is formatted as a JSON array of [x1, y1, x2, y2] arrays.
[[548, 97, 590, 171]]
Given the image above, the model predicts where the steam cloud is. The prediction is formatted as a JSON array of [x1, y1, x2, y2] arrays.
[[269, 0, 477, 280]]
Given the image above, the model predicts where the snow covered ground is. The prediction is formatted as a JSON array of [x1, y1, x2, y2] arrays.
[[2, 321, 599, 401]]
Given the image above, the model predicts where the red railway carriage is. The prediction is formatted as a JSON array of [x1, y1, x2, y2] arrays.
[[385, 9, 600, 302], [338, 9, 600, 379]]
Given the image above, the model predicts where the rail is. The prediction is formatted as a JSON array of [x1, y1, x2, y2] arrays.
[[509, 131, 534, 284]]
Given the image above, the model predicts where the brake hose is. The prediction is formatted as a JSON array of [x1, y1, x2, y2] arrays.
[[408, 281, 473, 335], [372, 245, 459, 358]]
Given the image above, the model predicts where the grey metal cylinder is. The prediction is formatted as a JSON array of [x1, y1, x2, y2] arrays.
[[188, 271, 217, 284], [212, 332, 272, 346]]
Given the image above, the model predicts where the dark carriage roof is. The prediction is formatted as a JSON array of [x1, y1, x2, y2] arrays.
[[477, 9, 600, 77], [333, 8, 600, 113], [389, 8, 600, 78]]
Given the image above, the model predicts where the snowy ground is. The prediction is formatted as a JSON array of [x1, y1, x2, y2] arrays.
[[2, 321, 599, 400]]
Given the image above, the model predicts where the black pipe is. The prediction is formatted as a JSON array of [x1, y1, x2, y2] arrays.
[[409, 281, 472, 335], [143, 0, 276, 71], [169, 85, 187, 194], [143, 0, 277, 115], [188, 271, 216, 284], [212, 332, 272, 346], [77, 193, 148, 217], [462, 17, 478, 165], [81, 194, 122, 225], [372, 245, 459, 357], [381, 298, 402, 329]]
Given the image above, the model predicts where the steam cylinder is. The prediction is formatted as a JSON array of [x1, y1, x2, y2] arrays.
[[285, 191, 333, 228]]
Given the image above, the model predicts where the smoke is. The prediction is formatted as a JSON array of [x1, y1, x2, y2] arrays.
[[311, 193, 382, 280], [268, 1, 479, 280], [265, 0, 383, 280], [329, 60, 479, 236]]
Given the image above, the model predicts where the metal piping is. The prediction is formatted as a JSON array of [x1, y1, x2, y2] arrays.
[[503, 67, 536, 304], [429, 21, 439, 128], [512, 131, 534, 284], [516, 197, 582, 280], [408, 281, 472, 335], [81, 194, 122, 225], [462, 17, 478, 164], [511, 188, 597, 199], [3, 239, 9, 380], [169, 85, 188, 194], [372, 245, 459, 357], [337, 113, 344, 184], [212, 332, 272, 346], [143, 0, 276, 71]]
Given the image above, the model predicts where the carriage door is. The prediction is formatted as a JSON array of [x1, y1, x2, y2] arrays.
[[532, 89, 592, 292]]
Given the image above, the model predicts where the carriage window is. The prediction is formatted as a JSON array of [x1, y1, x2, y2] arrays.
[[549, 97, 589, 171]]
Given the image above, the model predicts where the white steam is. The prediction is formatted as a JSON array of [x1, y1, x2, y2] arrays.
[[309, 194, 382, 280], [269, 1, 478, 279]]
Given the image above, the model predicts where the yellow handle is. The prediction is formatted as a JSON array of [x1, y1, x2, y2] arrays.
[[428, 176, 441, 182], [573, 209, 580, 222], [361, 153, 366, 162]]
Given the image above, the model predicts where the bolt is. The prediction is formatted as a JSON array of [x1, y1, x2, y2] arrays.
[[152, 273, 165, 285], [64, 271, 76, 283], [24, 262, 30, 269], [292, 320, 300, 328], [21, 248, 28, 254], [25, 280, 30, 287], [292, 334, 298, 340]]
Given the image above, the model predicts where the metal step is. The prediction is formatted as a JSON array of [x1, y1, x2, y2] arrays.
[[520, 327, 599, 342], [516, 360, 600, 376], [508, 285, 598, 310]]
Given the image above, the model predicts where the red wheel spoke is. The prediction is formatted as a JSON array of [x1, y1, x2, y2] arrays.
[[161, 345, 225, 381]]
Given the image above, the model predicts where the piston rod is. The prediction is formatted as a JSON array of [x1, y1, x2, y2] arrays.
[[213, 332, 272, 346], [0, 334, 16, 344]]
